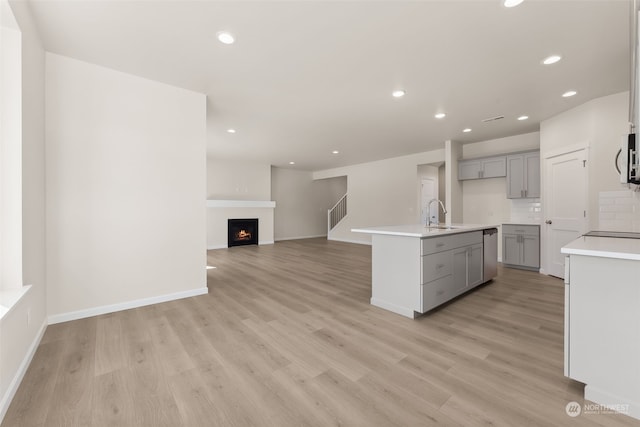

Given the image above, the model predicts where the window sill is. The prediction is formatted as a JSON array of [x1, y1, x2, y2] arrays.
[[0, 285, 32, 321]]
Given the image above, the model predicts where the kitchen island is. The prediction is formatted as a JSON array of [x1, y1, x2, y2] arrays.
[[352, 224, 499, 318], [562, 234, 640, 421]]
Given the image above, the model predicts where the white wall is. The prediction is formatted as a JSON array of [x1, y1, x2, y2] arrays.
[[271, 167, 346, 240], [438, 164, 446, 208], [445, 140, 463, 223], [207, 158, 271, 200], [45, 53, 207, 321], [1, 0, 47, 422], [0, 4, 22, 291], [462, 132, 540, 159], [314, 149, 445, 244]]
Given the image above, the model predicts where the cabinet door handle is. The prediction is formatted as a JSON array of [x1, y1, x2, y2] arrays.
[[436, 263, 445, 269], [436, 242, 445, 248]]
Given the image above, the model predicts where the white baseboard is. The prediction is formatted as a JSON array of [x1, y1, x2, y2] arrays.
[[207, 240, 275, 250], [275, 235, 327, 241], [48, 287, 208, 325], [0, 318, 47, 424], [207, 244, 227, 250], [370, 298, 416, 319], [328, 236, 372, 246], [584, 384, 640, 421]]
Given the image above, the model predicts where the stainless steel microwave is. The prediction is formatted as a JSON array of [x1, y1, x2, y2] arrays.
[[617, 134, 640, 184]]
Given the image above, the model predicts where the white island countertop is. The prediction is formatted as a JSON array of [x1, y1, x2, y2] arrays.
[[351, 223, 499, 238], [561, 235, 640, 261]]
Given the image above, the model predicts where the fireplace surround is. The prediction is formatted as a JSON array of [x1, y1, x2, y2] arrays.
[[228, 218, 259, 247]]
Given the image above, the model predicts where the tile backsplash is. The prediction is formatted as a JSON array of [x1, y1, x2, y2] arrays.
[[598, 190, 640, 231], [510, 198, 542, 223]]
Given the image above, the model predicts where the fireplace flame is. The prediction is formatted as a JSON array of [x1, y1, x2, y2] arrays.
[[236, 229, 252, 240]]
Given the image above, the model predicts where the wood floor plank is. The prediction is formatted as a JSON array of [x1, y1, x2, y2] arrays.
[[2, 340, 65, 427], [94, 314, 127, 376], [90, 369, 135, 427], [4, 238, 640, 426], [42, 317, 97, 427]]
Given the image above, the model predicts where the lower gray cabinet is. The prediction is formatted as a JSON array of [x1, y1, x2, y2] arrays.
[[502, 224, 540, 270], [420, 232, 485, 313], [452, 243, 483, 294]]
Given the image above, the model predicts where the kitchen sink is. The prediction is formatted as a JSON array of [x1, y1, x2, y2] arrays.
[[425, 225, 461, 230]]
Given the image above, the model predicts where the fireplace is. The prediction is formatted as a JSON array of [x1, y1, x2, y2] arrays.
[[228, 218, 259, 247]]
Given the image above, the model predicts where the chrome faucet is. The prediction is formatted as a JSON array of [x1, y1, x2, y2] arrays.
[[426, 198, 447, 227]]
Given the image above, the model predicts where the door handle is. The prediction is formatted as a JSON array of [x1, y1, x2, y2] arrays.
[[545, 220, 552, 224]]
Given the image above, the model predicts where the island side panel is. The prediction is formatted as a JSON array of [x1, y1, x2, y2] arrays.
[[370, 234, 421, 318], [568, 254, 640, 416]]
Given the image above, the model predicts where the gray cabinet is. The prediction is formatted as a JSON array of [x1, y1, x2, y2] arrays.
[[506, 151, 540, 198], [452, 243, 483, 294], [502, 224, 540, 270], [421, 232, 484, 313], [458, 156, 506, 180]]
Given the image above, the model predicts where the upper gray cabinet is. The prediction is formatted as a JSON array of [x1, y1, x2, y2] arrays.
[[506, 151, 540, 199], [458, 156, 506, 180]]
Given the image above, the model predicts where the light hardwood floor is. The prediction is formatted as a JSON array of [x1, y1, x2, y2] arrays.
[[4, 238, 640, 426]]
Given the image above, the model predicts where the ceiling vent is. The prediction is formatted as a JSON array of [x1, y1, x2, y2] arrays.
[[482, 115, 505, 123]]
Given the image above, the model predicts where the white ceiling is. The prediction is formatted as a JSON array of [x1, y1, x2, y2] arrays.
[[26, 0, 630, 171]]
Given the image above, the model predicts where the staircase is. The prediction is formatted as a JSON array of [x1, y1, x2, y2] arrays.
[[327, 193, 347, 236]]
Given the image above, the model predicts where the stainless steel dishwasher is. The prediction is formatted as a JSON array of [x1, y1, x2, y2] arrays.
[[483, 228, 498, 281]]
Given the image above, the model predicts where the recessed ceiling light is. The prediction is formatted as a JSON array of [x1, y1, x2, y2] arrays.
[[435, 113, 446, 119], [503, 0, 524, 7], [463, 128, 472, 133], [332, 150, 339, 154], [227, 128, 236, 134], [392, 90, 406, 98], [517, 115, 529, 121], [542, 55, 562, 65], [216, 31, 235, 45], [289, 161, 295, 165], [562, 90, 577, 98]]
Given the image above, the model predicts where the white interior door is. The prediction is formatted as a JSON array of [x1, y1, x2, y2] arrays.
[[421, 178, 437, 225], [544, 149, 588, 278]]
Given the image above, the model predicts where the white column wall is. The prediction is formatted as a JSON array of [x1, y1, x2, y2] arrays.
[[0, 0, 47, 422], [45, 53, 207, 320]]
